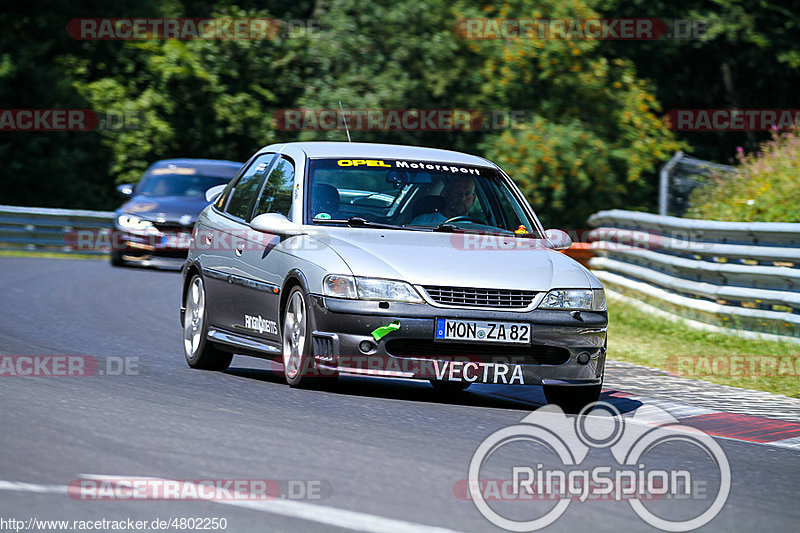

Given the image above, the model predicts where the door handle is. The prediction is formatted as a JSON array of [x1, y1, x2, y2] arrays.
[[235, 243, 244, 257]]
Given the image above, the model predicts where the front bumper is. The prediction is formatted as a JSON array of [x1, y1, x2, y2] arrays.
[[308, 297, 607, 386], [112, 227, 192, 266]]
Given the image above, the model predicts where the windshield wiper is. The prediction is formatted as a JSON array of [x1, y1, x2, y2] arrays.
[[432, 223, 458, 232], [312, 217, 407, 230], [427, 223, 540, 238]]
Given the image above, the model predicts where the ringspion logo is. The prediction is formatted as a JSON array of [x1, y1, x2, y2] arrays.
[[465, 403, 730, 531]]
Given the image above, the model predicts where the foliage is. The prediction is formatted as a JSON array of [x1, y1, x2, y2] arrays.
[[463, 0, 683, 227], [686, 129, 800, 222], [71, 5, 313, 184], [2, 0, 797, 226], [598, 0, 800, 162]]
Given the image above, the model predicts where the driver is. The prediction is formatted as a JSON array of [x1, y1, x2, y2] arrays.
[[410, 175, 476, 225]]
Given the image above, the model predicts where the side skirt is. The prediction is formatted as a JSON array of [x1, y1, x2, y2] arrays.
[[207, 328, 282, 359]]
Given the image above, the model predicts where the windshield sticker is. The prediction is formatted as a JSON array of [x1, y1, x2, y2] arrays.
[[150, 167, 197, 175], [337, 159, 392, 167], [127, 202, 157, 213], [395, 160, 480, 175], [314, 212, 331, 220]]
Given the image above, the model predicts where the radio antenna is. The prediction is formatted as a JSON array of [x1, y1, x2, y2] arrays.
[[338, 101, 352, 142]]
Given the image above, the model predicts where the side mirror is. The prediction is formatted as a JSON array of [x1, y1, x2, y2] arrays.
[[545, 229, 572, 251], [117, 184, 134, 196], [205, 184, 227, 203], [250, 213, 305, 236]]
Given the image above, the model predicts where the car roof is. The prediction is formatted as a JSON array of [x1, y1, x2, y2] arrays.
[[265, 142, 495, 167], [147, 158, 243, 177]]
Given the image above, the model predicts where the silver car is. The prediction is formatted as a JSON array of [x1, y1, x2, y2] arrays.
[[181, 142, 607, 410]]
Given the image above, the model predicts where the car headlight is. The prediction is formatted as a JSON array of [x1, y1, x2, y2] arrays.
[[322, 275, 424, 303], [322, 275, 358, 299], [593, 289, 606, 311], [539, 289, 606, 311], [117, 214, 155, 231], [356, 277, 424, 303]]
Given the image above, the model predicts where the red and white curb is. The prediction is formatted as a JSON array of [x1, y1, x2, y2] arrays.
[[483, 357, 800, 451], [603, 390, 800, 450]]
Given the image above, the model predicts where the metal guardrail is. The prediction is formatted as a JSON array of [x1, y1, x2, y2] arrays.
[[0, 204, 114, 255], [588, 209, 800, 339]]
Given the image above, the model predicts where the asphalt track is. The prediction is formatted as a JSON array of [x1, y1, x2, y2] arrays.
[[0, 256, 798, 532]]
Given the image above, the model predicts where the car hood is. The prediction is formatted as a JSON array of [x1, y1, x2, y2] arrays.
[[311, 227, 595, 291], [118, 196, 210, 223]]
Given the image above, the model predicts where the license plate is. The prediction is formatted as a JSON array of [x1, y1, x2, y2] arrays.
[[434, 319, 531, 344]]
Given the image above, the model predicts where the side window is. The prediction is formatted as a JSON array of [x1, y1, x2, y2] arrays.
[[494, 182, 531, 231], [252, 157, 296, 220], [224, 153, 276, 220], [214, 181, 233, 210], [468, 183, 489, 224]]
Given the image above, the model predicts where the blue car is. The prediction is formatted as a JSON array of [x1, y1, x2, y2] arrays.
[[111, 158, 242, 268]]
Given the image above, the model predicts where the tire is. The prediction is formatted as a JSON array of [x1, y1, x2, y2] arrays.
[[430, 380, 471, 393], [110, 250, 126, 267], [183, 275, 232, 371], [543, 384, 601, 414], [281, 286, 320, 387]]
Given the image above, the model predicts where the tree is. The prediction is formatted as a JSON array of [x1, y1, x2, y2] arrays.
[[599, 0, 800, 162]]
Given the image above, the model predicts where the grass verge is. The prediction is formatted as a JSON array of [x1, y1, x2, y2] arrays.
[[0, 249, 105, 260], [608, 297, 799, 398]]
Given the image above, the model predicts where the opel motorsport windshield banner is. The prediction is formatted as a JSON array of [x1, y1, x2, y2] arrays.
[[333, 158, 483, 175]]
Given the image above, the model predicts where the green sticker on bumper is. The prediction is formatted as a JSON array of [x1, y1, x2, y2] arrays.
[[371, 320, 401, 341]]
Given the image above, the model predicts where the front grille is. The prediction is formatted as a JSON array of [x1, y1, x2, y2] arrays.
[[155, 250, 189, 259], [153, 221, 192, 232], [385, 339, 570, 365], [423, 285, 536, 309]]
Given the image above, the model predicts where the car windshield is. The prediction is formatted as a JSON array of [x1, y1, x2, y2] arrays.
[[137, 173, 232, 197], [306, 158, 542, 237]]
